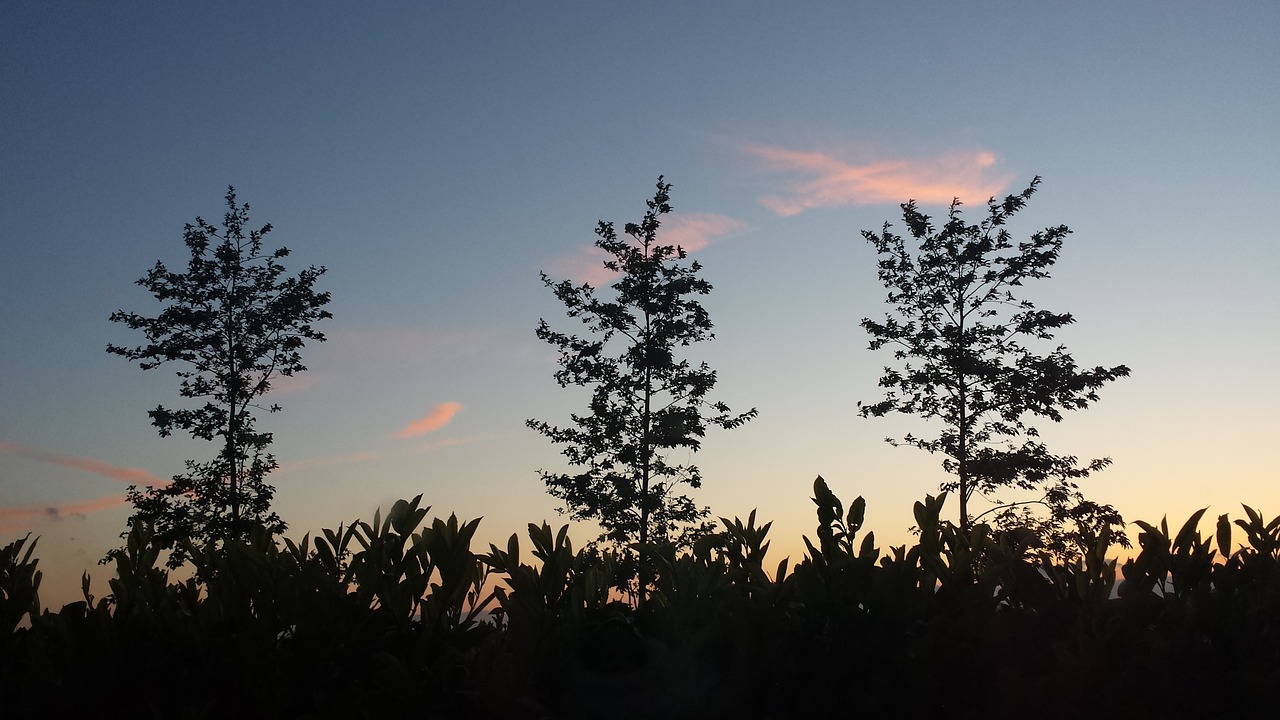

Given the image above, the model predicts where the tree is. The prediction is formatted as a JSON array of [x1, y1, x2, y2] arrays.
[[108, 187, 331, 566], [858, 177, 1130, 556], [527, 177, 756, 601]]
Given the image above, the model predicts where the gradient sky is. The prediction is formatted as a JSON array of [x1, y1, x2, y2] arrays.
[[3, 1, 1277, 608]]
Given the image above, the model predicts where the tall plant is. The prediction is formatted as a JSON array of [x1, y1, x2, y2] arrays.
[[858, 177, 1129, 554], [108, 187, 331, 565], [528, 177, 756, 601]]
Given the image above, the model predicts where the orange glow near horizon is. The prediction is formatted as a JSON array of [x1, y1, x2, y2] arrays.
[[394, 402, 464, 439], [745, 144, 1012, 214]]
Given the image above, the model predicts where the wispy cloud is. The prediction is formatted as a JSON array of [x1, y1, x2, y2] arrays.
[[660, 213, 747, 253], [546, 213, 746, 285], [394, 402, 463, 440], [0, 439, 164, 486], [0, 494, 128, 534], [547, 244, 617, 287], [745, 144, 1012, 215], [323, 328, 490, 373], [277, 434, 479, 476], [278, 450, 380, 474], [267, 373, 316, 396]]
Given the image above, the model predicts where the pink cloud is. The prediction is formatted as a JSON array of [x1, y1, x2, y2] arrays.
[[0, 494, 128, 534], [547, 244, 618, 287], [394, 402, 463, 439], [0, 439, 164, 486], [745, 144, 1013, 215], [661, 213, 747, 253], [547, 213, 746, 285]]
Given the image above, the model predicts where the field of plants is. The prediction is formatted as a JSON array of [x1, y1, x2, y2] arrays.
[[3, 478, 1278, 719]]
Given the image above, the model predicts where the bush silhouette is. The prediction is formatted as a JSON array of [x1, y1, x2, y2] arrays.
[[4, 483, 1280, 718]]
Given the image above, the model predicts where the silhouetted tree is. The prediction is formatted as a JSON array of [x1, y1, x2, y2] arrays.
[[858, 177, 1129, 555], [108, 187, 331, 566], [528, 177, 756, 602]]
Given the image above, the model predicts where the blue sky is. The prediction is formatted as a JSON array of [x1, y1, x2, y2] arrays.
[[3, 1, 1277, 607]]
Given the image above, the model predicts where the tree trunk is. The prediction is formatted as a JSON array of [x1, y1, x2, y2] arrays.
[[637, 260, 654, 610], [956, 296, 970, 531], [957, 399, 969, 530], [227, 384, 240, 533], [638, 345, 652, 609], [225, 255, 241, 536]]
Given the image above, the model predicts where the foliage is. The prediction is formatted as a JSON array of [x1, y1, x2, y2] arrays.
[[4, 498, 495, 718], [527, 176, 756, 601], [858, 177, 1130, 552], [0, 534, 42, 635], [483, 521, 627, 712], [107, 187, 331, 566], [4, 487, 1280, 717]]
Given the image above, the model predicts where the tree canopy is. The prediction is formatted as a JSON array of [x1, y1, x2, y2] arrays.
[[528, 177, 756, 599], [108, 187, 331, 565], [859, 177, 1129, 555]]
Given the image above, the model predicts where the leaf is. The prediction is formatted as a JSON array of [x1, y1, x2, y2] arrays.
[[1216, 514, 1232, 559], [848, 496, 866, 536], [859, 531, 878, 561], [1173, 509, 1208, 554]]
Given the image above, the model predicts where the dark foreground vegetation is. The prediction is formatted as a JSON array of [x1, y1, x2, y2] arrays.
[[3, 479, 1279, 719]]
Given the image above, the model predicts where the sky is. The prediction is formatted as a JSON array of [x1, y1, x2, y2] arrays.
[[2, 1, 1277, 609]]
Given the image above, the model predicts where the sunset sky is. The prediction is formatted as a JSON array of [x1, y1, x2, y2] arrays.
[[3, 2, 1277, 608]]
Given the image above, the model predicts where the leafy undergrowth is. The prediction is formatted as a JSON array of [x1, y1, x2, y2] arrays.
[[4, 479, 1279, 719]]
